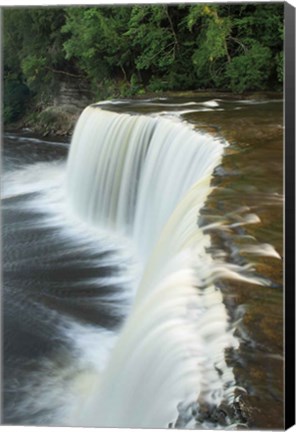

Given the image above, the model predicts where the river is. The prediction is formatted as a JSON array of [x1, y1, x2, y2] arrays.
[[2, 94, 283, 428]]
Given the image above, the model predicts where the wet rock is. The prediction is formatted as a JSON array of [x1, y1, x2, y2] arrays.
[[190, 398, 250, 429], [174, 401, 199, 428]]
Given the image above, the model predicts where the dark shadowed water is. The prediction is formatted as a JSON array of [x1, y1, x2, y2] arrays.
[[2, 94, 283, 428]]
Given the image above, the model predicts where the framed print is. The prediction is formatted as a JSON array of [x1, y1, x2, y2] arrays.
[[1, 1, 295, 430]]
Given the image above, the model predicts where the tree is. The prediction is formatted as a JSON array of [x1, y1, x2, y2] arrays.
[[62, 7, 133, 96], [3, 3, 284, 124]]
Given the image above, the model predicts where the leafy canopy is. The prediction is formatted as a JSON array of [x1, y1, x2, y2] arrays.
[[3, 3, 284, 122]]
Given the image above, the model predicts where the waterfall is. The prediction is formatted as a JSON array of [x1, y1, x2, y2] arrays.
[[65, 106, 249, 428], [67, 106, 223, 261]]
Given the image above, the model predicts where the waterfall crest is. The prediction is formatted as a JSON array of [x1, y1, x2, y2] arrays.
[[66, 106, 241, 428], [67, 107, 223, 261]]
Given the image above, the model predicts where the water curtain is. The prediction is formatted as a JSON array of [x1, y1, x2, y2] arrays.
[[66, 106, 239, 428]]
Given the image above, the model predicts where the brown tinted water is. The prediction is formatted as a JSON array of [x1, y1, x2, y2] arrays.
[[113, 93, 284, 428], [186, 95, 284, 429]]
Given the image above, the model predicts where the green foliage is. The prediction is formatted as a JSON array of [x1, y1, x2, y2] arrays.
[[4, 79, 30, 123], [3, 8, 69, 90], [62, 7, 132, 84], [21, 55, 47, 85], [3, 3, 284, 124], [226, 43, 272, 93], [190, 7, 232, 88], [126, 6, 176, 71]]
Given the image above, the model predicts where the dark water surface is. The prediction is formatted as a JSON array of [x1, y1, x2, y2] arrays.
[[2, 94, 283, 428], [2, 133, 136, 424]]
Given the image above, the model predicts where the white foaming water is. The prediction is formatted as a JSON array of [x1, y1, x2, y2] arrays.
[[65, 106, 261, 428], [4, 105, 280, 428], [67, 107, 223, 261], [2, 161, 65, 199]]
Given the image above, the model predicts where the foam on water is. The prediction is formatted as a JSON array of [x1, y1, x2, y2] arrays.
[[64, 107, 277, 428], [3, 105, 280, 428]]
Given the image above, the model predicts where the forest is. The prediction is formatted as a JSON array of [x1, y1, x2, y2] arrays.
[[3, 3, 284, 124]]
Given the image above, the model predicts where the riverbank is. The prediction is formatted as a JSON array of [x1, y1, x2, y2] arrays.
[[4, 90, 283, 138], [4, 104, 81, 138]]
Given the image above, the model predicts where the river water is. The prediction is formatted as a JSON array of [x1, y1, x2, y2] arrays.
[[2, 94, 283, 428]]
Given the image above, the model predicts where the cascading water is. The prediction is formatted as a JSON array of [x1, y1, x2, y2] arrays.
[[65, 106, 268, 428], [67, 107, 224, 260], [3, 102, 280, 429]]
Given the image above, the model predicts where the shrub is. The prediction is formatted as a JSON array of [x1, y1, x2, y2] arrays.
[[226, 43, 272, 93], [4, 79, 30, 123]]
